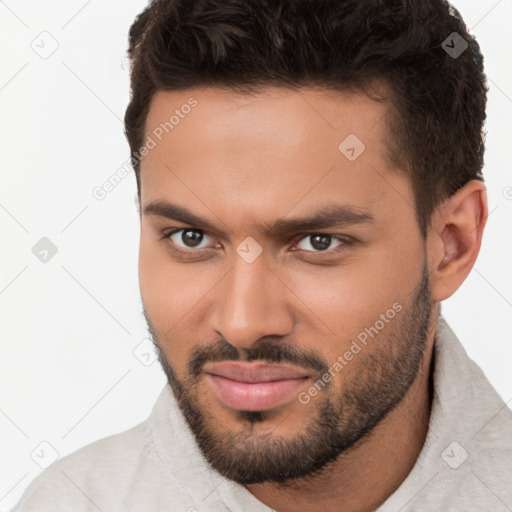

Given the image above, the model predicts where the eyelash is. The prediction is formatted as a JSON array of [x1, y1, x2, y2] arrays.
[[161, 228, 353, 258]]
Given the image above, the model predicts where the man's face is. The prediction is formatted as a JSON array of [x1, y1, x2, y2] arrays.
[[138, 86, 435, 485]]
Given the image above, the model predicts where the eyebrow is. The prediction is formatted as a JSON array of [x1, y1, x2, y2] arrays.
[[143, 200, 375, 237]]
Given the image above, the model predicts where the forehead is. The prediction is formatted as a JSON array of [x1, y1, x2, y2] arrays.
[[143, 86, 392, 156], [139, 86, 413, 229]]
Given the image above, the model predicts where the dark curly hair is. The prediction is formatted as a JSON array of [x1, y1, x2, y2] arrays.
[[124, 0, 488, 238]]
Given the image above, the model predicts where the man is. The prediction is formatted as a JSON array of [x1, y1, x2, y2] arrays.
[[15, 0, 512, 510]]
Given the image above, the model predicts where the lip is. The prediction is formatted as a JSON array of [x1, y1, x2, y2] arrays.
[[204, 362, 310, 411], [204, 362, 310, 382]]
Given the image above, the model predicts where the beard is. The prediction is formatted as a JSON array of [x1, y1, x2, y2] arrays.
[[143, 261, 434, 486]]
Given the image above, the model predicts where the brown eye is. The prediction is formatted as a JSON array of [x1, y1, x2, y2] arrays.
[[166, 229, 213, 251], [179, 229, 204, 247], [296, 234, 346, 253]]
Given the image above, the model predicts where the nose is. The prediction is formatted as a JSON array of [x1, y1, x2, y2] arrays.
[[210, 252, 295, 350]]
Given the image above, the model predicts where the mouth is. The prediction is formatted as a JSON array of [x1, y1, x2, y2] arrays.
[[204, 362, 310, 412]]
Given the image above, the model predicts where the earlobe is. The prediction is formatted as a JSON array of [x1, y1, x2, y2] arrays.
[[428, 180, 488, 301]]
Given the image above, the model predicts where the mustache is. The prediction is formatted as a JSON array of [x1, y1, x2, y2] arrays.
[[143, 307, 328, 377], [187, 338, 329, 377]]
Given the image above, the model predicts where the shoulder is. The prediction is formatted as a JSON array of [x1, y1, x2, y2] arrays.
[[467, 401, 512, 502], [14, 419, 181, 511]]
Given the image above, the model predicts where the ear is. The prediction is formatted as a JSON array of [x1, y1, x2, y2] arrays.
[[426, 180, 488, 302]]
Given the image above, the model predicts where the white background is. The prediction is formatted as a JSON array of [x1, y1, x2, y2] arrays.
[[1, 0, 511, 509]]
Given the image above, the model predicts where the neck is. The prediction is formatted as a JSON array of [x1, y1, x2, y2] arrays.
[[245, 321, 436, 512]]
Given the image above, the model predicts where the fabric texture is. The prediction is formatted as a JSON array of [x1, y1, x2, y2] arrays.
[[14, 316, 512, 511]]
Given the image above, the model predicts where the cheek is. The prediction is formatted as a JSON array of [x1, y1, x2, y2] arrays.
[[139, 236, 171, 314], [138, 236, 189, 350], [138, 235, 218, 362], [286, 247, 418, 340]]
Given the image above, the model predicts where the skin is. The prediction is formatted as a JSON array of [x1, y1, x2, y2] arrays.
[[137, 86, 487, 512]]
